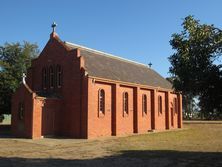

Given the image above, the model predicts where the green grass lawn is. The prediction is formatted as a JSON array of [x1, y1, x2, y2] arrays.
[[0, 123, 221, 167]]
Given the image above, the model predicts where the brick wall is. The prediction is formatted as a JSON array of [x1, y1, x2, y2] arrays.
[[29, 35, 83, 138], [12, 34, 85, 139], [115, 85, 134, 135], [87, 80, 112, 138], [32, 97, 62, 139], [154, 91, 166, 130], [11, 85, 33, 138], [86, 77, 183, 138], [137, 89, 152, 133], [168, 93, 178, 129]]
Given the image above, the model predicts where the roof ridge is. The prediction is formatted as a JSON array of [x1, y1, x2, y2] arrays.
[[64, 41, 150, 68]]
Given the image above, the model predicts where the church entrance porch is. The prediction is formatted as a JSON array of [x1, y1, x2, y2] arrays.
[[32, 97, 61, 139], [42, 107, 55, 136]]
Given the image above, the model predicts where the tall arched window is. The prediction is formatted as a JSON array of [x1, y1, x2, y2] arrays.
[[18, 102, 24, 120], [49, 66, 54, 88], [174, 98, 178, 114], [42, 68, 47, 89], [98, 89, 105, 114], [142, 94, 147, 115], [158, 95, 162, 115], [123, 92, 129, 114], [56, 65, 62, 88]]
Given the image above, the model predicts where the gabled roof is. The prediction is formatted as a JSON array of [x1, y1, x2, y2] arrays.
[[64, 41, 172, 90]]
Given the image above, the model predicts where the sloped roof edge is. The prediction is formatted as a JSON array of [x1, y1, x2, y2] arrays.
[[64, 41, 149, 68], [64, 41, 172, 90]]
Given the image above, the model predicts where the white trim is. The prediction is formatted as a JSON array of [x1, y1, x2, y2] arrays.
[[64, 41, 148, 67]]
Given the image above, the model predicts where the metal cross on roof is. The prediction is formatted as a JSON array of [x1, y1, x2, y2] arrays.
[[148, 62, 152, 68], [51, 22, 57, 32]]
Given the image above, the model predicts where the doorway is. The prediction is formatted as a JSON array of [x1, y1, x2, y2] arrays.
[[42, 108, 55, 136]]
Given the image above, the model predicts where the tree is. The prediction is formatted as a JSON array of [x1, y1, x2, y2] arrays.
[[169, 15, 222, 119], [0, 42, 39, 115]]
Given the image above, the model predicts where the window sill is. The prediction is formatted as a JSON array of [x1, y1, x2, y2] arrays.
[[123, 111, 129, 117], [98, 111, 105, 118], [142, 112, 147, 117]]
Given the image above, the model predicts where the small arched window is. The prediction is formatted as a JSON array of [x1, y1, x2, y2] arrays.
[[49, 66, 54, 88], [56, 65, 62, 88], [142, 94, 147, 115], [18, 102, 24, 120], [174, 98, 178, 114], [123, 92, 129, 114], [98, 89, 105, 114], [158, 95, 162, 115], [42, 68, 47, 89]]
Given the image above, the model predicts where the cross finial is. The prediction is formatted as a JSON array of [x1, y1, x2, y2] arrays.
[[51, 22, 57, 32], [148, 62, 152, 68], [22, 73, 26, 85]]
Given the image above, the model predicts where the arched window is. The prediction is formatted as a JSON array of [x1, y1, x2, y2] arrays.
[[123, 92, 129, 114], [98, 89, 105, 114], [56, 65, 62, 88], [42, 68, 47, 89], [49, 66, 54, 88], [18, 102, 24, 120], [174, 98, 178, 114], [158, 95, 162, 115], [142, 94, 147, 115]]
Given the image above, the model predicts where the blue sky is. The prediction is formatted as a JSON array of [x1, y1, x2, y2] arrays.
[[1, 0, 222, 77]]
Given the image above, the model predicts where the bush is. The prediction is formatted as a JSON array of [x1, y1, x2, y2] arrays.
[[0, 114, 4, 123]]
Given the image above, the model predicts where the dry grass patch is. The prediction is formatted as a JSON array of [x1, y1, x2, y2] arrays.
[[0, 123, 221, 167]]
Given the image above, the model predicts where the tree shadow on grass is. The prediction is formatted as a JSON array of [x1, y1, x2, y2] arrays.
[[0, 150, 221, 167]]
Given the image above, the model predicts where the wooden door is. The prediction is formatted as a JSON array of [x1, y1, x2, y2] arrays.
[[42, 108, 55, 136]]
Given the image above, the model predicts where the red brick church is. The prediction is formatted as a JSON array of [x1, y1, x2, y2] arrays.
[[12, 25, 182, 139]]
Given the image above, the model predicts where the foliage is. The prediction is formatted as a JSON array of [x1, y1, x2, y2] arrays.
[[0, 114, 4, 122], [169, 15, 222, 119], [0, 42, 39, 114]]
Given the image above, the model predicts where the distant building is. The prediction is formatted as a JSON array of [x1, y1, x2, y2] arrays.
[[11, 28, 182, 139]]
